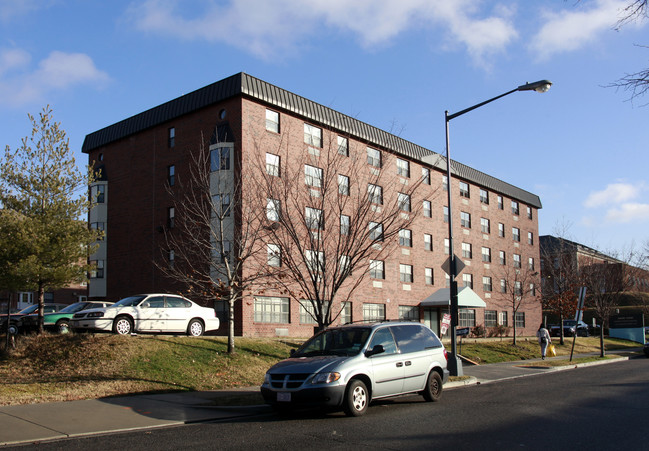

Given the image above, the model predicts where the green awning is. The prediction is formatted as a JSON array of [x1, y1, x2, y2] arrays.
[[420, 287, 487, 308]]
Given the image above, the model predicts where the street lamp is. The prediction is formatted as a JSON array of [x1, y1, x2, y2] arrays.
[[445, 79, 551, 376]]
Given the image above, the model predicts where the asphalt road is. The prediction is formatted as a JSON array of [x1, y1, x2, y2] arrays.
[[8, 358, 648, 450]]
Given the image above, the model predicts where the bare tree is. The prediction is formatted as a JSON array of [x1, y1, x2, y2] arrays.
[[540, 232, 582, 345], [580, 250, 637, 356], [158, 136, 271, 354], [496, 263, 540, 346], [250, 125, 429, 330]]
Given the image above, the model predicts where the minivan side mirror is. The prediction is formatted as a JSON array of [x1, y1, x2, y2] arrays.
[[366, 344, 385, 357], [290, 349, 296, 357]]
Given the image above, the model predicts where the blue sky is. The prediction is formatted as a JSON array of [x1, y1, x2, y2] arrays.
[[1, 0, 648, 255]]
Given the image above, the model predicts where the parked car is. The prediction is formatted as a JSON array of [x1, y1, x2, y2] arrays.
[[0, 303, 67, 334], [644, 342, 649, 358], [261, 321, 449, 417], [550, 320, 590, 337], [70, 294, 220, 336], [21, 301, 114, 333]]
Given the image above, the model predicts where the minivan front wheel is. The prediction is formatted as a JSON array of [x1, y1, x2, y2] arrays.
[[343, 379, 369, 417], [422, 370, 442, 402]]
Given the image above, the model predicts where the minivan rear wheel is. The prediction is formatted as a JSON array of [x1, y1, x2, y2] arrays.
[[343, 379, 369, 417], [422, 370, 442, 402]]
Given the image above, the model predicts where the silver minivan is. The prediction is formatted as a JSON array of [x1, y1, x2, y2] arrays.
[[261, 321, 449, 416]]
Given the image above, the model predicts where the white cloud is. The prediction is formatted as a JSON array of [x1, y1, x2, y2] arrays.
[[531, 0, 630, 60], [125, 0, 518, 66], [0, 49, 110, 107], [583, 182, 649, 225], [0, 0, 42, 21]]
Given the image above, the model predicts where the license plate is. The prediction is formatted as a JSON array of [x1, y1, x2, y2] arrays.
[[277, 392, 291, 402]]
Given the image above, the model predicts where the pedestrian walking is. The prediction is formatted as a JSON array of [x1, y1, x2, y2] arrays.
[[536, 323, 551, 359]]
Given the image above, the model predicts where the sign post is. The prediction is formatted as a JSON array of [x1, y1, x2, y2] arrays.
[[570, 287, 587, 361]]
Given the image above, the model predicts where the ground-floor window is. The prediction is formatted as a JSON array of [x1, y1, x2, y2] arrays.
[[484, 309, 497, 328], [299, 300, 318, 324], [459, 308, 476, 327], [515, 311, 526, 328], [340, 301, 352, 324], [363, 303, 385, 322], [254, 296, 289, 323], [499, 311, 508, 327], [398, 305, 419, 321]]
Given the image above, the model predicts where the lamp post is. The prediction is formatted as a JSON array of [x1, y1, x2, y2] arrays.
[[445, 80, 552, 377]]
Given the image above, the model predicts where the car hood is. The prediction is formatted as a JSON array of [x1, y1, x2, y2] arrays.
[[267, 355, 355, 374]]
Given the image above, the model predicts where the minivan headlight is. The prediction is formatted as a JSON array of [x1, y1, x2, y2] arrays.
[[311, 372, 341, 384]]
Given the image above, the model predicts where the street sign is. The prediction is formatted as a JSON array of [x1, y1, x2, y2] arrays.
[[441, 255, 465, 276], [575, 287, 586, 322], [441, 313, 451, 335]]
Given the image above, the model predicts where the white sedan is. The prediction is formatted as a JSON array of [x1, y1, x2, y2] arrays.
[[70, 294, 220, 336]]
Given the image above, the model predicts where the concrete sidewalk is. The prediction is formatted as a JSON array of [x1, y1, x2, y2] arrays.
[[0, 351, 640, 446]]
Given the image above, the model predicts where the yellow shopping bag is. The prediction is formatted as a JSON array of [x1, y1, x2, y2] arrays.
[[547, 344, 556, 357]]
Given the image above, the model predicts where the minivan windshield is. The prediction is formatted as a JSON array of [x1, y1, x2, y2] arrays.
[[293, 327, 371, 357]]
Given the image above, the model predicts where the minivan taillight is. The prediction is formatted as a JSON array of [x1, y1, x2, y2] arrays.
[[443, 348, 448, 361]]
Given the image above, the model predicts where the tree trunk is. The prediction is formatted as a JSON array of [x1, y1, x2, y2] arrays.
[[599, 325, 605, 357], [559, 312, 565, 346], [512, 315, 517, 346], [37, 283, 45, 334], [228, 295, 235, 354]]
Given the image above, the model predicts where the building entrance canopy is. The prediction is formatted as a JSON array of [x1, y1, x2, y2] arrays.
[[420, 287, 487, 308]]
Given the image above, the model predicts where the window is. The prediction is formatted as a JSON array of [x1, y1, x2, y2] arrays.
[[444, 238, 450, 255], [423, 200, 432, 218], [485, 310, 497, 328], [168, 127, 175, 148], [304, 123, 322, 147], [306, 250, 325, 273], [254, 296, 289, 323], [443, 206, 449, 223], [213, 194, 231, 217], [528, 232, 534, 245], [515, 312, 526, 328], [210, 147, 230, 171], [459, 308, 476, 327], [462, 242, 472, 259], [499, 250, 506, 265], [340, 215, 350, 236], [425, 268, 434, 285], [363, 303, 386, 321], [463, 273, 473, 288], [339, 255, 351, 276], [400, 264, 414, 283], [498, 223, 505, 237], [443, 175, 448, 191], [266, 198, 280, 221], [511, 200, 520, 215], [305, 207, 323, 230], [397, 158, 410, 177], [499, 311, 508, 327], [337, 136, 348, 156], [481, 218, 490, 234], [90, 222, 105, 240], [514, 281, 522, 295], [266, 153, 280, 176], [367, 147, 381, 168], [368, 184, 383, 204], [459, 181, 470, 198], [369, 260, 385, 279], [167, 207, 175, 228], [424, 233, 433, 251], [399, 305, 419, 321], [422, 167, 431, 184], [299, 301, 317, 325], [497, 195, 504, 210], [368, 221, 384, 241], [267, 244, 281, 267], [529, 257, 535, 271], [500, 279, 507, 293], [266, 109, 280, 133], [338, 174, 350, 195], [460, 211, 471, 228], [512, 227, 520, 242], [513, 253, 521, 268], [530, 283, 536, 296], [480, 189, 489, 204], [90, 260, 104, 278], [398, 193, 411, 212], [167, 165, 175, 186], [340, 301, 352, 324], [482, 246, 491, 263], [527, 206, 533, 220], [399, 229, 412, 247], [483, 276, 492, 292], [305, 165, 323, 187], [91, 184, 105, 203]]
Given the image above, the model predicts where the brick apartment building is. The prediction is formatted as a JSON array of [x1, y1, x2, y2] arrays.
[[82, 72, 542, 338]]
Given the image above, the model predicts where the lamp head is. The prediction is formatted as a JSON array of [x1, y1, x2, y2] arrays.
[[517, 80, 552, 93]]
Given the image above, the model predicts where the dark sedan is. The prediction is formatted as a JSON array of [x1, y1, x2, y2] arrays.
[[0, 303, 66, 334], [550, 320, 590, 337]]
